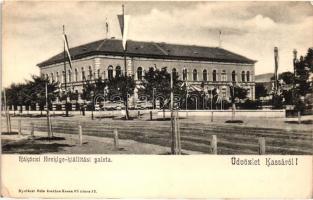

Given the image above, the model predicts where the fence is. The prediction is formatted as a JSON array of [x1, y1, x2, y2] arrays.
[[158, 110, 286, 118]]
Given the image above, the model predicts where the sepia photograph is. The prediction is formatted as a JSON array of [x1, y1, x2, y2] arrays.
[[1, 1, 313, 198], [1, 1, 313, 156]]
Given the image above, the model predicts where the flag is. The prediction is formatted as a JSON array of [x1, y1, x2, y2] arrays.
[[118, 11, 130, 50], [63, 31, 73, 70]]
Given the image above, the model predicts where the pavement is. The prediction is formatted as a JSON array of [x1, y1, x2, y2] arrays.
[[1, 130, 203, 155]]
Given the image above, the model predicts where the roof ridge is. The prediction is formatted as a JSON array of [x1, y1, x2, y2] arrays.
[[96, 39, 108, 51], [152, 42, 169, 56]]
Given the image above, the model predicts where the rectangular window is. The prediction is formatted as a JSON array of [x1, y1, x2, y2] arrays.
[[222, 88, 227, 98]]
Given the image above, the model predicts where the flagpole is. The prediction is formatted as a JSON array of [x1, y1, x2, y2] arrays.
[[122, 4, 129, 120], [63, 25, 69, 117], [170, 71, 176, 154]]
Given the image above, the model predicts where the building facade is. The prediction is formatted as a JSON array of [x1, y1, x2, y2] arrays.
[[38, 39, 256, 102]]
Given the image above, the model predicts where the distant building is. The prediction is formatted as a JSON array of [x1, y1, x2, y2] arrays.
[[37, 38, 256, 102], [255, 73, 274, 94]]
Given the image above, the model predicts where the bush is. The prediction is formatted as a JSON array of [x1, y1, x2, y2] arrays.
[[239, 99, 261, 109]]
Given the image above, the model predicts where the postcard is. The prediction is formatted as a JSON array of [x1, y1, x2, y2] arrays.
[[1, 1, 312, 198]]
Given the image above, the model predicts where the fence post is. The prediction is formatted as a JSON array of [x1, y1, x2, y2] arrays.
[[163, 109, 165, 120], [78, 124, 83, 146], [211, 135, 217, 154], [176, 116, 181, 155], [211, 111, 214, 122], [30, 123, 34, 137], [258, 137, 266, 155], [113, 128, 119, 150], [18, 119, 22, 135], [137, 111, 140, 119], [297, 111, 301, 124], [150, 111, 153, 121]]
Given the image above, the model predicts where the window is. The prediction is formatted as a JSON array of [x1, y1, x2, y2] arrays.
[[81, 67, 85, 80], [172, 68, 177, 78], [116, 66, 121, 77], [246, 71, 250, 82], [221, 70, 227, 81], [56, 72, 59, 82], [74, 68, 78, 82], [88, 66, 92, 80], [137, 67, 143, 80], [183, 68, 187, 81], [203, 69, 207, 81], [232, 71, 236, 82], [68, 70, 71, 83], [51, 73, 54, 82], [62, 71, 65, 83], [221, 88, 227, 98], [247, 88, 251, 98], [213, 70, 217, 82], [241, 71, 245, 82], [108, 66, 113, 80], [193, 69, 198, 81], [97, 69, 101, 79]]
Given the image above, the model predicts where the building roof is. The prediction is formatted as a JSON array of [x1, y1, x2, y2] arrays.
[[37, 38, 256, 67], [255, 73, 274, 83]]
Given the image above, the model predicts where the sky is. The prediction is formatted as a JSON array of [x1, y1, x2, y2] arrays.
[[2, 1, 313, 87]]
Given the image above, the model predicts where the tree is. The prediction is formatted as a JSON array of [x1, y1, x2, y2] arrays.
[[5, 83, 27, 111], [233, 86, 248, 100], [271, 71, 294, 85], [107, 75, 135, 119], [5, 75, 58, 112], [293, 48, 313, 111], [255, 83, 268, 99], [140, 67, 184, 109], [81, 78, 109, 101]]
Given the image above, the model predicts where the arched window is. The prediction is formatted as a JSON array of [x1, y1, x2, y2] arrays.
[[172, 68, 177, 78], [56, 72, 59, 82], [68, 70, 72, 83], [115, 66, 121, 77], [137, 67, 143, 80], [213, 70, 217, 82], [221, 70, 227, 81], [97, 69, 101, 79], [232, 71, 236, 82], [88, 66, 92, 80], [193, 69, 198, 81], [74, 68, 78, 82], [183, 68, 187, 81], [62, 71, 65, 83], [81, 67, 85, 81], [246, 71, 250, 82], [203, 69, 207, 81], [241, 71, 245, 82], [108, 66, 113, 80]]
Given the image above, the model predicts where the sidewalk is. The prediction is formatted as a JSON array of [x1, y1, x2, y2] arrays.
[[1, 130, 203, 155]]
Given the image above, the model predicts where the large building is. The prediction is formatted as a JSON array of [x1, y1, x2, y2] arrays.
[[37, 38, 256, 102]]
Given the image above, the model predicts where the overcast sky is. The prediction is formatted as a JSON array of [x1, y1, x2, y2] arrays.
[[3, 1, 313, 87]]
